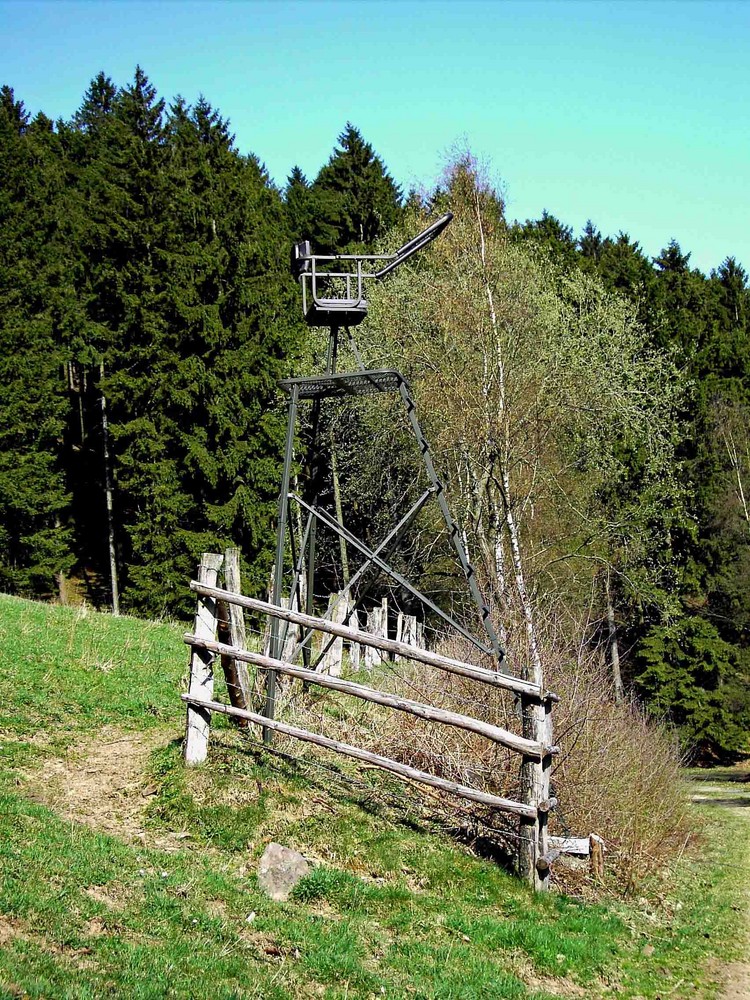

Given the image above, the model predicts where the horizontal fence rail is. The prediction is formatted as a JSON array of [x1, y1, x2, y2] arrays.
[[181, 693, 538, 819], [189, 582, 555, 701], [184, 633, 557, 759]]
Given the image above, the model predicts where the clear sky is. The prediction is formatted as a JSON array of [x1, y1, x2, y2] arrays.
[[1, 0, 747, 275]]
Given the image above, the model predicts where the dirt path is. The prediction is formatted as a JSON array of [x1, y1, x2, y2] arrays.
[[691, 767, 750, 998], [20, 723, 186, 852]]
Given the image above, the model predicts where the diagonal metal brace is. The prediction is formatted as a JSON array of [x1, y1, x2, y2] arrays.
[[290, 494, 494, 656], [290, 487, 437, 665]]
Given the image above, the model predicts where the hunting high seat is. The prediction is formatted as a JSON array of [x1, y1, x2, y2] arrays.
[[291, 212, 453, 329]]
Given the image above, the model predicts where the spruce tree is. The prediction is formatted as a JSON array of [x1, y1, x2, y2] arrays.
[[311, 123, 402, 251], [0, 87, 74, 597], [158, 94, 302, 608]]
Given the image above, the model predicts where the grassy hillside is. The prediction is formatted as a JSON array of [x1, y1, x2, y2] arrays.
[[0, 594, 745, 999]]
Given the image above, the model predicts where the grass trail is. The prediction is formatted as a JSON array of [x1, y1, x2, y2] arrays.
[[688, 766, 750, 998]]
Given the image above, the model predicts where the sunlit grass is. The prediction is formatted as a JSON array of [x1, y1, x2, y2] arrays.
[[0, 593, 746, 998]]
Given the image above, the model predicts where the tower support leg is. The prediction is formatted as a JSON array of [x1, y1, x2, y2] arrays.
[[265, 384, 299, 744]]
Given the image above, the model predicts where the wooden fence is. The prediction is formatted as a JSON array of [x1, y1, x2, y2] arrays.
[[182, 553, 559, 890]]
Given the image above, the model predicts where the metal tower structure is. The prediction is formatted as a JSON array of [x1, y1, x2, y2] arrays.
[[264, 213, 504, 739]]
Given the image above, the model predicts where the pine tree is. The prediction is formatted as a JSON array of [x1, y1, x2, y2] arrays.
[[67, 67, 178, 610], [155, 94, 303, 609], [284, 165, 318, 242], [578, 219, 604, 264]]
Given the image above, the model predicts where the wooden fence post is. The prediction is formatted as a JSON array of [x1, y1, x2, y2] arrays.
[[184, 553, 224, 764], [414, 620, 425, 651], [519, 694, 553, 890], [320, 593, 345, 676], [280, 596, 299, 663], [364, 607, 384, 670], [349, 603, 361, 670], [216, 547, 252, 725]]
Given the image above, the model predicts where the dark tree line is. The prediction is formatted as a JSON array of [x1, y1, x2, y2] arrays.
[[2, 70, 296, 615], [0, 73, 402, 617], [1, 69, 749, 757]]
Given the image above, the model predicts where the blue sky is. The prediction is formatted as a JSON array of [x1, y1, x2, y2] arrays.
[[1, 0, 747, 274]]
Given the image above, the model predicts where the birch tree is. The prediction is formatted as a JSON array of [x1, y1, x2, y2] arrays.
[[365, 157, 683, 681]]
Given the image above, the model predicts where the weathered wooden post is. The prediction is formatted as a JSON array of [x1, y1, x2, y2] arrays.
[[216, 547, 252, 724], [184, 553, 223, 764], [414, 619, 425, 651], [348, 602, 361, 670], [397, 614, 417, 659], [364, 605, 384, 670], [320, 593, 346, 676], [280, 596, 300, 662], [518, 691, 554, 891]]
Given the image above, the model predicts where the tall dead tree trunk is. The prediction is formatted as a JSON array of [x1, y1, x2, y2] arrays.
[[605, 569, 624, 703], [99, 364, 119, 616]]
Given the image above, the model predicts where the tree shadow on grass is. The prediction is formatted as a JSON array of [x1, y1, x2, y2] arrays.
[[692, 796, 750, 809]]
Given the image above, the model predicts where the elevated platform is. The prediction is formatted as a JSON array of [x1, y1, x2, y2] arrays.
[[304, 300, 368, 328], [279, 368, 407, 400]]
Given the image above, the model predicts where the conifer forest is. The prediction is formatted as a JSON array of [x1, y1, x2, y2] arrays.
[[2, 69, 749, 762]]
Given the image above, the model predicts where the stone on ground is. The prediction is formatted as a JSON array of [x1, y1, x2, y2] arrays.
[[257, 842, 310, 901]]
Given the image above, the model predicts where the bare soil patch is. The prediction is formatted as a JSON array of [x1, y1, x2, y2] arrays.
[[0, 914, 98, 970], [0, 914, 28, 947], [20, 724, 184, 851], [83, 884, 129, 911], [719, 960, 750, 999]]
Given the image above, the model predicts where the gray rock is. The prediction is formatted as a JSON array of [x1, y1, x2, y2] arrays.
[[257, 842, 310, 901]]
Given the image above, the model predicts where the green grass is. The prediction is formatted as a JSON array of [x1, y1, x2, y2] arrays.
[[0, 593, 747, 998]]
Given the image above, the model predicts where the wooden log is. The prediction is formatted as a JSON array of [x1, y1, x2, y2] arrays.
[[190, 583, 550, 700], [183, 634, 552, 758], [535, 849, 561, 873], [184, 553, 223, 765], [180, 693, 538, 819], [536, 797, 558, 814]]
